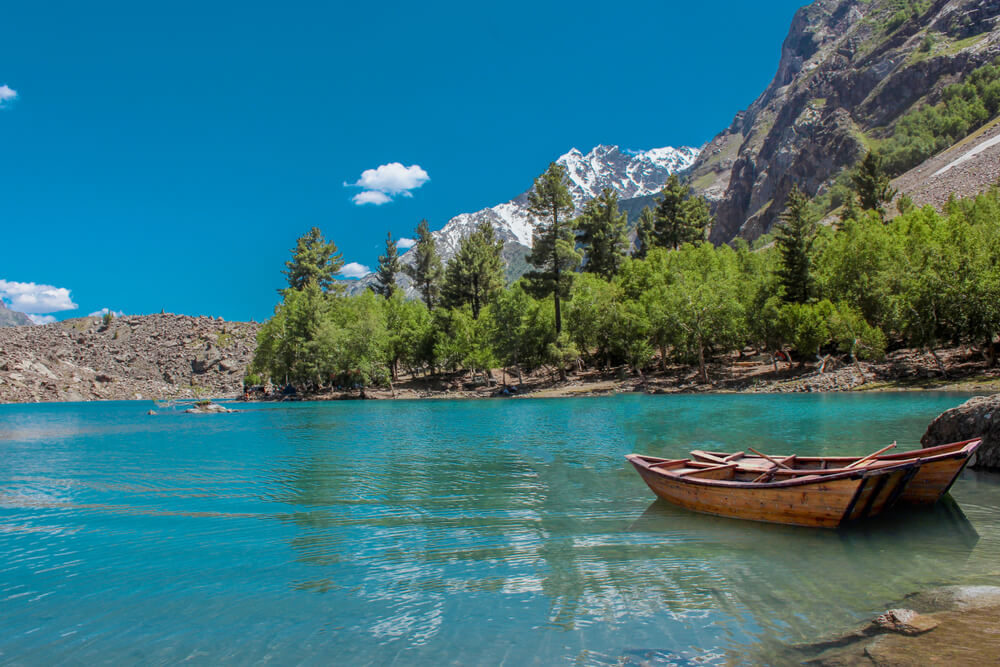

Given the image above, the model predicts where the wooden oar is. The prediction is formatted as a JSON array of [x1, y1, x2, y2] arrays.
[[748, 447, 792, 470], [690, 450, 730, 465], [845, 442, 897, 469]]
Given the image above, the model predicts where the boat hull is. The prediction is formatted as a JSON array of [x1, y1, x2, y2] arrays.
[[627, 455, 916, 529]]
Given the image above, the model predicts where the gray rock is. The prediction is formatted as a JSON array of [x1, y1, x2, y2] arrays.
[[922, 394, 999, 470], [870, 609, 939, 636]]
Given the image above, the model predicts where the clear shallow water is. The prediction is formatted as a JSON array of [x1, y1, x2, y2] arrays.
[[1, 393, 998, 665]]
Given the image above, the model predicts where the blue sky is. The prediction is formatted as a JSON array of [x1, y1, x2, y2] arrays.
[[1, 0, 805, 323]]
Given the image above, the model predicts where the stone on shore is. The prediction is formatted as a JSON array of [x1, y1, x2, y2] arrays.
[[922, 394, 999, 469]]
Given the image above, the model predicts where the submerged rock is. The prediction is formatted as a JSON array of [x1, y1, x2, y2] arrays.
[[922, 394, 999, 470], [184, 402, 238, 414]]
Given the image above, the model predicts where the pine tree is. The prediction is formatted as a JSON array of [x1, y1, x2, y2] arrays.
[[644, 175, 712, 251], [851, 151, 897, 221], [441, 220, 505, 319], [634, 206, 656, 259], [577, 188, 628, 278], [374, 231, 400, 298], [774, 185, 817, 304], [403, 219, 444, 310], [282, 227, 345, 294], [524, 162, 580, 335]]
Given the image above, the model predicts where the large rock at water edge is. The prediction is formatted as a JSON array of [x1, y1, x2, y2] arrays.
[[922, 394, 1000, 470]]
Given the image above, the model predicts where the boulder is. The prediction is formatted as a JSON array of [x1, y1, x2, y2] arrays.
[[922, 394, 1000, 470]]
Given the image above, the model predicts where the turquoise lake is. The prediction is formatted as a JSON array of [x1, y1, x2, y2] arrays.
[[1, 393, 998, 665]]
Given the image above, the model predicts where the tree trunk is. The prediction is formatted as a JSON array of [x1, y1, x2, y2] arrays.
[[697, 337, 708, 384], [554, 292, 562, 336], [659, 344, 668, 371]]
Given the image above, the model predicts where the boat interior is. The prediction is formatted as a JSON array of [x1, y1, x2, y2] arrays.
[[636, 454, 909, 484]]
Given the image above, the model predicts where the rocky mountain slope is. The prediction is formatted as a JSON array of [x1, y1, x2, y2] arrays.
[[351, 144, 699, 294], [686, 0, 1000, 244], [0, 301, 34, 327], [891, 114, 1000, 209], [0, 314, 259, 403]]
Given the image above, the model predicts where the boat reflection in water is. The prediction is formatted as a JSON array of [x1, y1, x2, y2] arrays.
[[626, 496, 979, 664]]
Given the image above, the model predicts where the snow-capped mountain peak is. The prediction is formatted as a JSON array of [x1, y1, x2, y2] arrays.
[[349, 142, 700, 295]]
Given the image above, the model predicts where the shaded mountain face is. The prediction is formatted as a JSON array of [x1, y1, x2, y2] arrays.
[[0, 300, 33, 327], [350, 144, 699, 295], [686, 0, 1000, 244]]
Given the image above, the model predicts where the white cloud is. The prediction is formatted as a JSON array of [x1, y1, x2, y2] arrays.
[[346, 162, 429, 205], [0, 279, 78, 314], [396, 237, 417, 250], [27, 314, 57, 325], [88, 308, 124, 318], [338, 262, 370, 279], [352, 190, 392, 206], [0, 85, 17, 107]]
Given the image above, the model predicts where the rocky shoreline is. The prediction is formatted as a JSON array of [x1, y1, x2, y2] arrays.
[[273, 346, 1000, 403], [774, 585, 1000, 666], [0, 314, 259, 403]]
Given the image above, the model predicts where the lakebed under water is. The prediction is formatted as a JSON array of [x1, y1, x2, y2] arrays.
[[1, 393, 998, 665]]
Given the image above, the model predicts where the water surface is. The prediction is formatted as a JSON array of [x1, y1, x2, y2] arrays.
[[1, 393, 998, 665]]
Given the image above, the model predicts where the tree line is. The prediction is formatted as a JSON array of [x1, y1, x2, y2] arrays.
[[249, 156, 1000, 390]]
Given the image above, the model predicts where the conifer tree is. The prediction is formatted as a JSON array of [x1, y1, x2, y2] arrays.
[[282, 227, 344, 293], [403, 219, 444, 310], [635, 206, 656, 259], [524, 162, 580, 335], [851, 151, 898, 221], [577, 188, 628, 278], [774, 186, 817, 304], [441, 220, 505, 319], [374, 231, 400, 298], [644, 175, 712, 251]]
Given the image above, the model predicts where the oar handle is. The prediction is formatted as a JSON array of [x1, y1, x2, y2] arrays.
[[846, 442, 897, 469]]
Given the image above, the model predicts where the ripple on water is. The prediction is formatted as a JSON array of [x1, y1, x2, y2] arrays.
[[0, 393, 997, 664]]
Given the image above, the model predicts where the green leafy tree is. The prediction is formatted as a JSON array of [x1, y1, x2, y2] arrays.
[[650, 245, 744, 383], [577, 188, 628, 278], [489, 283, 532, 385], [524, 162, 580, 335], [404, 219, 444, 310], [374, 231, 401, 298], [441, 220, 505, 319], [814, 210, 897, 329], [774, 185, 818, 304], [851, 151, 898, 221], [282, 227, 345, 293], [383, 292, 430, 380], [829, 302, 887, 366]]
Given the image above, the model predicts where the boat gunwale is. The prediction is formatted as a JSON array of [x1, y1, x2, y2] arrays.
[[625, 454, 919, 490], [693, 438, 982, 469]]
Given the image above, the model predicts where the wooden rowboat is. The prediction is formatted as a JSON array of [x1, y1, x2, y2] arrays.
[[689, 438, 982, 506], [626, 454, 920, 528]]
